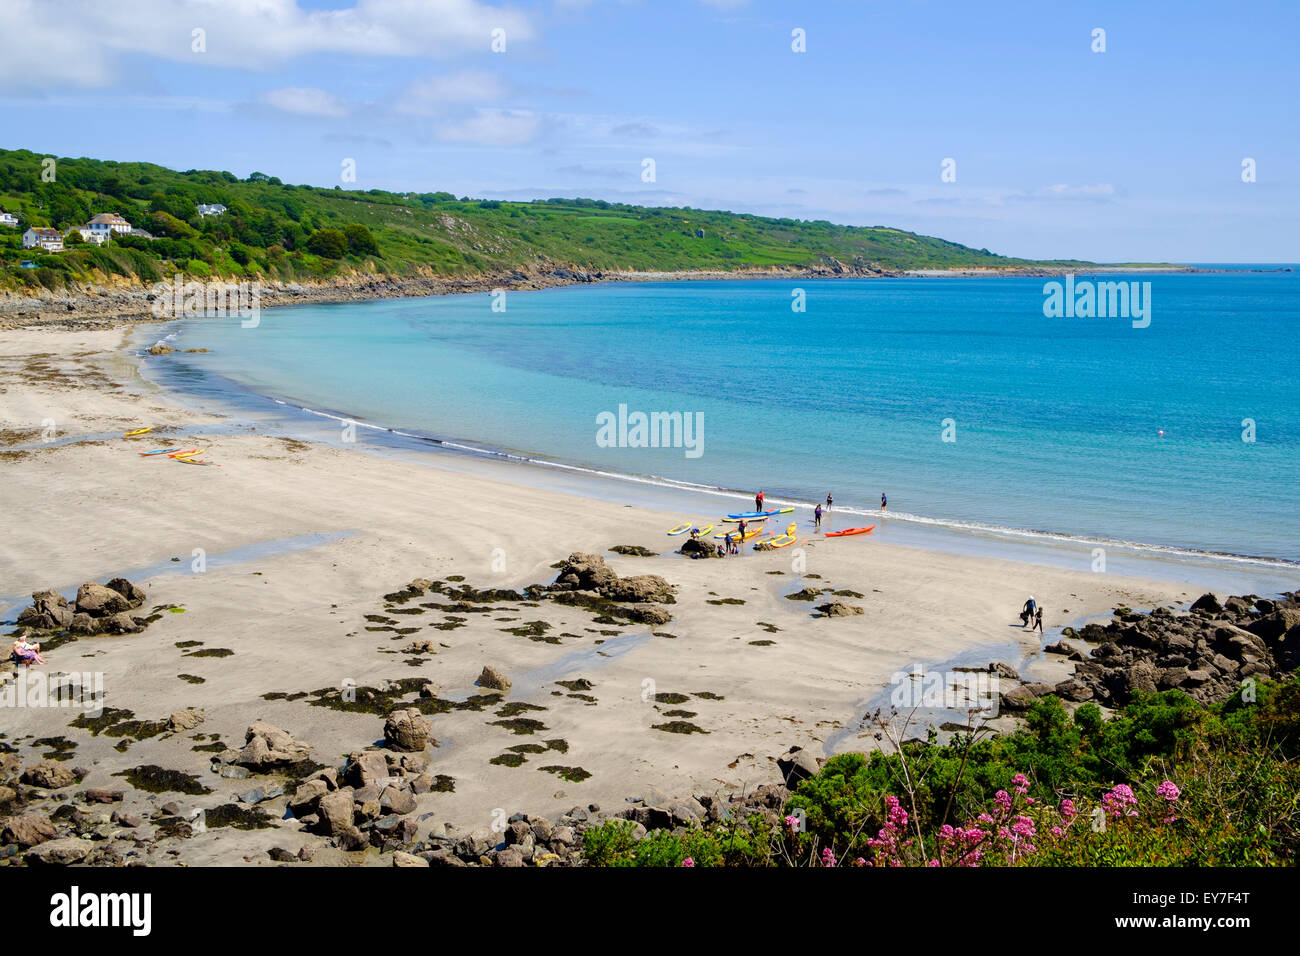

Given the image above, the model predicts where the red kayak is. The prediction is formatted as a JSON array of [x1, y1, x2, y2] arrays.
[[825, 525, 875, 538]]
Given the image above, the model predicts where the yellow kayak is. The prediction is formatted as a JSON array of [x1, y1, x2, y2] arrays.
[[667, 522, 693, 536], [714, 526, 763, 541], [770, 534, 797, 548], [123, 427, 153, 438], [693, 524, 715, 537], [172, 448, 206, 460]]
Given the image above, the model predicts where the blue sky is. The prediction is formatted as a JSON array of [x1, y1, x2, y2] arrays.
[[2, 0, 1295, 262]]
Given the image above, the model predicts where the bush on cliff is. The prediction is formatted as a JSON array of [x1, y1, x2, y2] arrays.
[[581, 677, 1298, 867]]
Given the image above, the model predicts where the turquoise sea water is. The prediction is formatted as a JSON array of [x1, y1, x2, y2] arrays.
[[148, 272, 1300, 565]]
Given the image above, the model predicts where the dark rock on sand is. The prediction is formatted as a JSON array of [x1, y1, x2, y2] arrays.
[[679, 536, 720, 558], [776, 746, 820, 786]]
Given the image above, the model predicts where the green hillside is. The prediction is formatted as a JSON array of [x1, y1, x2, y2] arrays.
[[0, 147, 1092, 293]]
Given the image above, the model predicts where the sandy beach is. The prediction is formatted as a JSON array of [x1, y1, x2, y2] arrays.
[[0, 323, 1203, 865]]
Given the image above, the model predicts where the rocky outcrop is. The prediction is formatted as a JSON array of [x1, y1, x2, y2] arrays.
[[546, 553, 676, 605], [15, 591, 72, 630], [14, 578, 149, 640], [1052, 592, 1299, 707]]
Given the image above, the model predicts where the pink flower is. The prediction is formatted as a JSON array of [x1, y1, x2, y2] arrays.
[[1156, 780, 1181, 803], [994, 790, 1012, 812], [681, 857, 694, 867], [1011, 773, 1029, 795], [1059, 799, 1077, 824], [821, 847, 837, 868], [1102, 784, 1139, 819], [785, 814, 802, 831]]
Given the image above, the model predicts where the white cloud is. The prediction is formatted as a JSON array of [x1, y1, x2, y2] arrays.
[[396, 71, 508, 116], [261, 86, 348, 117], [438, 109, 541, 146], [1041, 183, 1116, 199], [0, 0, 535, 90]]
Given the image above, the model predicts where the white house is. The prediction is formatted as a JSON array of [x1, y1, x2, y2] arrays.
[[0, 211, 18, 227], [66, 226, 107, 246], [22, 227, 63, 251], [86, 212, 133, 241], [196, 203, 227, 217]]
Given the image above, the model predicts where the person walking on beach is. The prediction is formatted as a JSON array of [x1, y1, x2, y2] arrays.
[[814, 503, 822, 530], [1034, 607, 1044, 635], [881, 491, 887, 512]]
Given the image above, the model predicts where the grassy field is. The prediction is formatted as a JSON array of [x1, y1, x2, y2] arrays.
[[0, 146, 1097, 293]]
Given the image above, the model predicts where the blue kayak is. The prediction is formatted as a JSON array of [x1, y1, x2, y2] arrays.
[[723, 507, 794, 520]]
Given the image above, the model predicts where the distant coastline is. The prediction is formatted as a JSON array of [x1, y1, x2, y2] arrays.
[[0, 261, 1206, 331]]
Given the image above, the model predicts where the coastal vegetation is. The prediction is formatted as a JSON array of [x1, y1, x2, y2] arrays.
[[582, 678, 1300, 866], [0, 147, 1095, 293]]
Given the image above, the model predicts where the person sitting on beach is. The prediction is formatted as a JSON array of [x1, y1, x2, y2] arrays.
[[814, 503, 822, 530], [689, 526, 700, 539], [12, 637, 45, 666]]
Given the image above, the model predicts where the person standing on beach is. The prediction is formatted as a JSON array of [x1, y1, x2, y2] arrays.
[[1034, 607, 1045, 635], [814, 503, 822, 530], [881, 491, 887, 512], [724, 531, 733, 554], [756, 490, 764, 512], [826, 493, 833, 511]]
